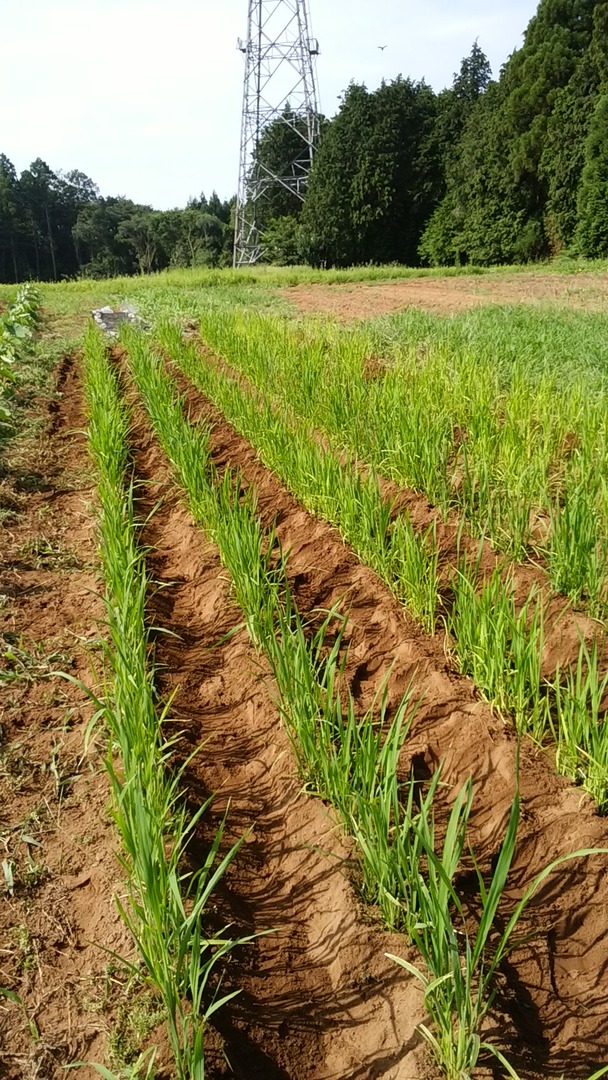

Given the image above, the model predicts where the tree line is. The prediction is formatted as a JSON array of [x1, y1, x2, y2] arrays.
[[1, 0, 607, 280], [265, 0, 608, 266], [0, 156, 234, 282]]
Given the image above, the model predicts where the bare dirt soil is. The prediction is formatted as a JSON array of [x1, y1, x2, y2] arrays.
[[0, 359, 144, 1079], [279, 271, 608, 319]]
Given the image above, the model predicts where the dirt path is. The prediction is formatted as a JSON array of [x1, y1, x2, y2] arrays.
[[279, 271, 608, 319], [169, 361, 608, 1078], [0, 358, 137, 1079], [126, 394, 431, 1080]]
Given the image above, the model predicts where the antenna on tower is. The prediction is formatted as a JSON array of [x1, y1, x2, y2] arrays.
[[233, 0, 321, 267]]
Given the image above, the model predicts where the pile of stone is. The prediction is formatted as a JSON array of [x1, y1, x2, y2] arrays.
[[91, 305, 150, 337]]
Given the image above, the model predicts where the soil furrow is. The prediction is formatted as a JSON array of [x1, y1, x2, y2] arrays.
[[126, 394, 431, 1080], [168, 358, 608, 1075], [186, 334, 601, 670]]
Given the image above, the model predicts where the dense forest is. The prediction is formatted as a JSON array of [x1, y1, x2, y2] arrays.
[[299, 0, 608, 267], [0, 159, 234, 282], [1, 0, 607, 280]]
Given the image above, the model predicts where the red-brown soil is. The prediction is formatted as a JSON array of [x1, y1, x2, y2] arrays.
[[279, 271, 608, 319], [166, 359, 608, 1078], [126, 391, 432, 1080], [0, 359, 141, 1079]]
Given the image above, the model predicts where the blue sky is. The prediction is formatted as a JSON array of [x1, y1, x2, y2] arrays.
[[1, 0, 539, 209]]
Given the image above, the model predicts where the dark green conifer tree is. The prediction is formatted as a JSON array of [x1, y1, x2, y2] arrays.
[[301, 78, 438, 266], [575, 93, 608, 255]]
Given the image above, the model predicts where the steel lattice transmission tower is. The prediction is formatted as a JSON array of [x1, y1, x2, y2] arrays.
[[233, 0, 321, 267]]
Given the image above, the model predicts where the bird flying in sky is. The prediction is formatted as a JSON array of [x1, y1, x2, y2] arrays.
[[378, 45, 387, 50]]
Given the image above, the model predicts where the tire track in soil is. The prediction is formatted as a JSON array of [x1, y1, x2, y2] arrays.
[[166, 361, 608, 1076], [126, 398, 431, 1080]]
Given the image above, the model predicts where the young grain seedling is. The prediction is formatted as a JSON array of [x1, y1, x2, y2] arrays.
[[388, 774, 608, 1080], [84, 325, 250, 1080], [448, 562, 549, 741], [125, 321, 608, 1080], [547, 478, 608, 616], [159, 324, 442, 637], [390, 515, 440, 633], [550, 637, 608, 811]]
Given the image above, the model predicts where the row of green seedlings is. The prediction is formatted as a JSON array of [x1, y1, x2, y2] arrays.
[[0, 283, 40, 424], [196, 309, 608, 618], [157, 323, 608, 814], [120, 324, 608, 1080], [82, 324, 249, 1080]]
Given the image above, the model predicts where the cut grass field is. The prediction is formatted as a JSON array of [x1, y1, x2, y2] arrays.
[[2, 263, 608, 1080]]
